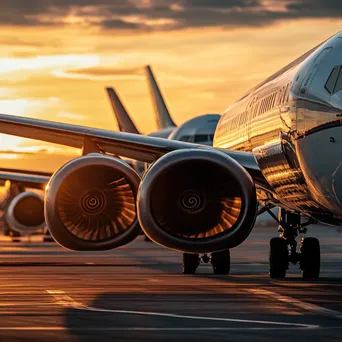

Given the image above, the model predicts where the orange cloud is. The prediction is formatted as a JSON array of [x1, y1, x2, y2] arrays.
[[0, 16, 342, 170]]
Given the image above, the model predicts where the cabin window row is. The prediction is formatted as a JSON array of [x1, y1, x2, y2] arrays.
[[252, 83, 291, 118], [219, 82, 292, 133]]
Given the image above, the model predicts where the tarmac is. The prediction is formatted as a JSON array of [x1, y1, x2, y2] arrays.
[[1, 223, 342, 341]]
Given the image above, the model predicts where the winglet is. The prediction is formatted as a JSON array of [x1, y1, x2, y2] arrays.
[[144, 65, 176, 130], [106, 87, 140, 134]]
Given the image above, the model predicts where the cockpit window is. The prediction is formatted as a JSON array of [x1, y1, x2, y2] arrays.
[[325, 66, 341, 94], [334, 69, 342, 94], [194, 135, 209, 143], [179, 135, 191, 142]]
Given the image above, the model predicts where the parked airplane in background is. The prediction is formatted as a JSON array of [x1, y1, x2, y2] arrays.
[[0, 67, 178, 241], [0, 168, 50, 241], [145, 65, 176, 131], [106, 67, 221, 256], [0, 86, 146, 241], [1, 32, 342, 278], [106, 65, 220, 145]]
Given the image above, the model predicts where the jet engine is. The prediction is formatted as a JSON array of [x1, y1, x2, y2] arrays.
[[6, 191, 45, 234], [45, 154, 141, 251], [137, 149, 257, 253]]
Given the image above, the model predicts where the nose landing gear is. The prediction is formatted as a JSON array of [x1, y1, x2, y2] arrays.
[[267, 208, 320, 279], [182, 249, 231, 275]]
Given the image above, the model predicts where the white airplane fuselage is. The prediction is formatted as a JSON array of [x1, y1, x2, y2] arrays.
[[214, 32, 342, 224]]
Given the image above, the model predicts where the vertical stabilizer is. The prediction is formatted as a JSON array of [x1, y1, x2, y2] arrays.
[[144, 65, 176, 129], [106, 87, 140, 134]]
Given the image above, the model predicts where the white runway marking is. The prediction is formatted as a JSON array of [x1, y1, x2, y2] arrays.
[[46, 290, 318, 329], [47, 290, 85, 308], [247, 288, 342, 318]]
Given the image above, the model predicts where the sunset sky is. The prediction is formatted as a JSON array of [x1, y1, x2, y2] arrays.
[[1, 0, 342, 171]]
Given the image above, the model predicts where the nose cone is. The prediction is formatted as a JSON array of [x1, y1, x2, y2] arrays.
[[332, 160, 342, 206], [296, 124, 342, 219]]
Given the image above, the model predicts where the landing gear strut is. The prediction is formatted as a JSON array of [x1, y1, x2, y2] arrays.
[[182, 249, 230, 275], [266, 208, 320, 279]]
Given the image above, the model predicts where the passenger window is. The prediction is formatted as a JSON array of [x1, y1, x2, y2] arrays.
[[282, 84, 289, 104], [325, 66, 341, 94], [260, 99, 265, 114], [278, 89, 283, 106], [256, 102, 260, 115], [285, 83, 291, 103]]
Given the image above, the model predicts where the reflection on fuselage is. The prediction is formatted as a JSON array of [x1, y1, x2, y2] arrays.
[[214, 32, 342, 224]]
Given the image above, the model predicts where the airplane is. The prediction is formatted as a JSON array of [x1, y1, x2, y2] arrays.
[[107, 65, 220, 144], [144, 65, 176, 131], [0, 31, 341, 278], [106, 65, 221, 167], [105, 89, 220, 176], [0, 168, 51, 241], [0, 73, 173, 241], [0, 87, 144, 241]]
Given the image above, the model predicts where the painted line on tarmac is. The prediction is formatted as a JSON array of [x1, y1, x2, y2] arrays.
[[247, 288, 342, 318], [46, 290, 85, 308], [46, 289, 318, 329]]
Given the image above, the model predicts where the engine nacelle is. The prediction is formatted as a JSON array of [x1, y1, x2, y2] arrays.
[[137, 149, 257, 253], [45, 154, 141, 251], [6, 191, 45, 234]]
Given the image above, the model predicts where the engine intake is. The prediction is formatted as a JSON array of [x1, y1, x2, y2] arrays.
[[6, 191, 45, 234], [45, 154, 141, 251], [137, 149, 257, 253]]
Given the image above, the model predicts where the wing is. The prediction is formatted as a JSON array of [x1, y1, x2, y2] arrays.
[[0, 169, 50, 189], [0, 113, 268, 189]]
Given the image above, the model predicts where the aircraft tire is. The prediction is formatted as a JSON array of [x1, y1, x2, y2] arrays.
[[300, 237, 320, 279], [182, 253, 199, 274], [269, 237, 288, 278], [211, 249, 230, 275]]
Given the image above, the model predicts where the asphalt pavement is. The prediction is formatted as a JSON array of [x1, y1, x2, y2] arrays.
[[0, 224, 342, 341]]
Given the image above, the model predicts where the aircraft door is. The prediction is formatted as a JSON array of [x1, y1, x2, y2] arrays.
[[245, 96, 257, 151]]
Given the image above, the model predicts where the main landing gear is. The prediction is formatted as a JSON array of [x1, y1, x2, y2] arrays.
[[266, 208, 320, 279], [182, 249, 230, 275]]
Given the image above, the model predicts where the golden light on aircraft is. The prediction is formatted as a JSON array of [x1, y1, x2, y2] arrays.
[[1, 9, 342, 171]]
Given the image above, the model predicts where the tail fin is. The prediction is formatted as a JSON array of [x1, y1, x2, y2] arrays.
[[106, 87, 140, 134], [144, 65, 176, 130]]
